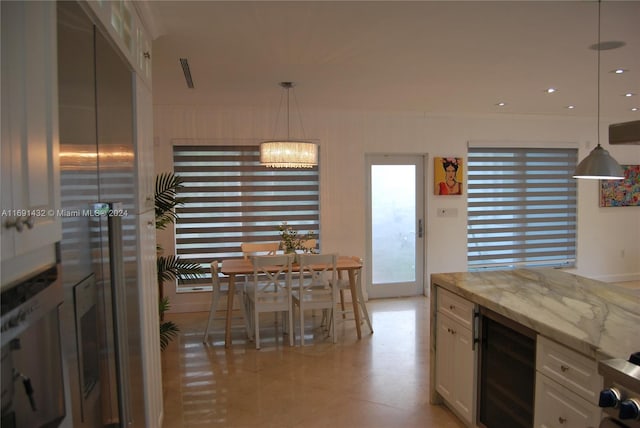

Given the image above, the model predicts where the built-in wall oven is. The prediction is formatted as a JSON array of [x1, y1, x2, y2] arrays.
[[1, 264, 65, 427], [477, 307, 537, 428]]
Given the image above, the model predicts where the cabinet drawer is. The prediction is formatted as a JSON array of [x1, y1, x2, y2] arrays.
[[534, 372, 601, 428], [536, 336, 602, 404], [437, 287, 474, 329]]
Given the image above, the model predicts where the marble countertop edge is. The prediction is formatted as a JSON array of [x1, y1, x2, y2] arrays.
[[431, 269, 640, 362]]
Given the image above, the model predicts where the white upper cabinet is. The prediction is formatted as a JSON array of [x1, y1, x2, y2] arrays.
[[1, 1, 62, 286], [85, 0, 153, 86]]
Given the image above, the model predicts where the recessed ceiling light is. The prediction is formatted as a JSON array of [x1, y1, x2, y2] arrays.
[[566, 105, 576, 109], [624, 93, 636, 97], [611, 68, 628, 74], [632, 107, 639, 112], [495, 102, 507, 107], [545, 88, 558, 94]]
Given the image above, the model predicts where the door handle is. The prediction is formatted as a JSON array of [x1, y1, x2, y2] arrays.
[[418, 219, 423, 238]]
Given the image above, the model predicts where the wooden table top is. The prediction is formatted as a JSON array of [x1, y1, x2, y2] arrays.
[[221, 256, 362, 275]]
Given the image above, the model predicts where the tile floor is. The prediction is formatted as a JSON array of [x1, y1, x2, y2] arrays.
[[161, 296, 465, 428]]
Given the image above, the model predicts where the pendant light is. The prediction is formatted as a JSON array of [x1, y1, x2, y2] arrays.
[[573, 0, 624, 180], [260, 82, 318, 168]]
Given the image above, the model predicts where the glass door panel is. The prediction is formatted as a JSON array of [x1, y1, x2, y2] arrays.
[[366, 155, 425, 298]]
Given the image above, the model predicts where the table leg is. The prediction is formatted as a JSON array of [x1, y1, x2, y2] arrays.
[[348, 269, 362, 339], [225, 274, 236, 348]]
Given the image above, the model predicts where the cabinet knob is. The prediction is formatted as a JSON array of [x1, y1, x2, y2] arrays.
[[4, 216, 34, 232], [143, 51, 151, 59], [449, 304, 455, 310], [560, 365, 570, 372], [558, 416, 567, 424], [24, 215, 35, 229]]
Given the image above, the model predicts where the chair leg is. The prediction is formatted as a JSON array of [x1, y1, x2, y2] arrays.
[[299, 303, 305, 346], [330, 308, 337, 344], [203, 291, 220, 343], [287, 307, 294, 347], [355, 289, 374, 334], [254, 307, 261, 350], [240, 292, 254, 341], [339, 289, 346, 319]]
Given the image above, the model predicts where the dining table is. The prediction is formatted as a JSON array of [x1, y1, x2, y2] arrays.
[[220, 255, 371, 348]]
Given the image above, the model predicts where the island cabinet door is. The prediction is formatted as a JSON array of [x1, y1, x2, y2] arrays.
[[435, 313, 456, 402], [435, 311, 476, 425], [534, 372, 602, 428]]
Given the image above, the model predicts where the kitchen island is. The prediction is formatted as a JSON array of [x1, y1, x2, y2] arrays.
[[430, 268, 640, 427]]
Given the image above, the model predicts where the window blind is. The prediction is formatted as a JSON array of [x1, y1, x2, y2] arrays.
[[467, 147, 577, 270], [173, 145, 319, 290]]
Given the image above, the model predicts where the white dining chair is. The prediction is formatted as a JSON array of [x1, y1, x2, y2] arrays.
[[245, 254, 295, 349], [332, 256, 373, 334], [292, 253, 338, 346], [241, 242, 279, 260], [202, 261, 252, 344]]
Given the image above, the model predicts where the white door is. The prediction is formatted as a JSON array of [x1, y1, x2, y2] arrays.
[[366, 154, 425, 298]]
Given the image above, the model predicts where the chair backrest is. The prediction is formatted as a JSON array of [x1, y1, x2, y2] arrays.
[[210, 261, 221, 292], [241, 242, 279, 260], [299, 239, 317, 253], [251, 254, 294, 295], [297, 253, 338, 292]]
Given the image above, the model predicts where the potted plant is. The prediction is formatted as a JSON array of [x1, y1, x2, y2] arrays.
[[155, 172, 204, 350]]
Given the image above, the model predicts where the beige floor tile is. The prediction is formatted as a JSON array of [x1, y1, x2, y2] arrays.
[[161, 296, 465, 428]]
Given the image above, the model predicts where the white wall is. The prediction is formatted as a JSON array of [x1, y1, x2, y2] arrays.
[[154, 106, 640, 312]]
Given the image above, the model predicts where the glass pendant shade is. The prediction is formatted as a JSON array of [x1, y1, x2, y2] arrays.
[[260, 141, 318, 168], [573, 144, 624, 180]]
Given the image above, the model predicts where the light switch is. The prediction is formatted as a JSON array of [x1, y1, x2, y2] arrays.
[[437, 208, 458, 218]]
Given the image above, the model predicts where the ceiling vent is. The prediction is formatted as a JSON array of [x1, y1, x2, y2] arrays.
[[609, 120, 640, 145], [179, 58, 194, 89]]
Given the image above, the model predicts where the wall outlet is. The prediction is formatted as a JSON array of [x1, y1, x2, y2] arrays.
[[437, 208, 458, 218]]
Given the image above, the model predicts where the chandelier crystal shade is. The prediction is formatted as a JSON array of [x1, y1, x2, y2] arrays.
[[260, 82, 318, 168], [260, 141, 318, 168], [573, 0, 624, 180]]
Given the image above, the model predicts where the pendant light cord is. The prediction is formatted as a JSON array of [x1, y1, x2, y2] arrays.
[[597, 0, 601, 147], [286, 84, 291, 140]]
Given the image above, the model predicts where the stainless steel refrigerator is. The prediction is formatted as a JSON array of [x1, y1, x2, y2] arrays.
[[57, 2, 145, 426]]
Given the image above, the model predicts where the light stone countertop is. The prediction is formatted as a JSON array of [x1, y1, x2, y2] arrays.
[[430, 268, 640, 361]]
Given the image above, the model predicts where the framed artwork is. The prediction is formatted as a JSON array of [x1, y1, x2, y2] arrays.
[[434, 157, 463, 195], [599, 165, 640, 207]]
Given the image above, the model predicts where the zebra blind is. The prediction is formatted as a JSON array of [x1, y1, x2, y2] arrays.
[[173, 145, 319, 291], [467, 146, 577, 270]]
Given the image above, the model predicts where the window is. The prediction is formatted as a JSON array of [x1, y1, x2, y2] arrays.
[[173, 144, 319, 291], [467, 146, 577, 270]]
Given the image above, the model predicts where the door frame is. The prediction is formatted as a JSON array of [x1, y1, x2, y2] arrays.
[[365, 153, 428, 299]]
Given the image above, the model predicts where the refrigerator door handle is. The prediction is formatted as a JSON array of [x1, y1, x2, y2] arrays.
[[106, 202, 132, 426]]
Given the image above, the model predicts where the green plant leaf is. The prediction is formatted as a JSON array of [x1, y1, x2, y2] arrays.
[[157, 255, 204, 285], [160, 320, 179, 351], [155, 172, 186, 229]]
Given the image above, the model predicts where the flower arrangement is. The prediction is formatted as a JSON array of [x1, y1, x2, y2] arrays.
[[278, 222, 316, 254]]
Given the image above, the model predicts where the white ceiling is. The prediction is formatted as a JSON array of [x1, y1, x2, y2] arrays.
[[148, 1, 640, 121]]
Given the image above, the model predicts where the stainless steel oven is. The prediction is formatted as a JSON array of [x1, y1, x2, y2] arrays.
[[598, 353, 640, 428], [1, 264, 65, 427]]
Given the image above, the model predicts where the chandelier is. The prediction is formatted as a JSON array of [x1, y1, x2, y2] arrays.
[[260, 82, 318, 168]]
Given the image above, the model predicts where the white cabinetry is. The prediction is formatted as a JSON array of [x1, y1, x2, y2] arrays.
[[435, 287, 476, 426], [534, 336, 602, 428], [133, 74, 162, 427], [1, 1, 61, 287], [85, 0, 152, 86]]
